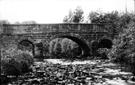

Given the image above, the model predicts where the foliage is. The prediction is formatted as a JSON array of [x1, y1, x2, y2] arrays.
[[86, 11, 135, 72], [108, 20, 135, 71], [0, 20, 10, 25], [61, 38, 78, 52], [87, 11, 135, 35], [18, 41, 33, 55], [87, 11, 135, 67], [54, 40, 62, 58], [87, 11, 119, 23], [49, 38, 79, 58], [97, 48, 110, 59], [63, 6, 84, 23], [1, 45, 34, 76]]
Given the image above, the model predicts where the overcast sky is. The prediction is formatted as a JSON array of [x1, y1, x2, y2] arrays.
[[0, 0, 134, 23]]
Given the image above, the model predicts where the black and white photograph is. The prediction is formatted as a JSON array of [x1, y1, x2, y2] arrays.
[[0, 0, 135, 85]]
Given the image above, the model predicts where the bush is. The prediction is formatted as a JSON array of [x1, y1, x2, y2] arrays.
[[1, 47, 34, 76], [49, 38, 79, 58], [108, 20, 135, 72], [1, 58, 22, 75], [97, 48, 109, 59]]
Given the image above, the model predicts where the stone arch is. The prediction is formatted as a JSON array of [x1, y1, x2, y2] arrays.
[[18, 39, 35, 56], [98, 39, 112, 49], [48, 35, 90, 57]]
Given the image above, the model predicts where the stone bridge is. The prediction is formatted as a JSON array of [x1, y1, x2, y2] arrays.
[[0, 23, 115, 58]]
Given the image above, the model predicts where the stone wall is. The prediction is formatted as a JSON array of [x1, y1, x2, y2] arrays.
[[1, 23, 114, 57]]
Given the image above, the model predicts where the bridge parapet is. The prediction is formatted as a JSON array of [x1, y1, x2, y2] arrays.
[[2, 23, 113, 34]]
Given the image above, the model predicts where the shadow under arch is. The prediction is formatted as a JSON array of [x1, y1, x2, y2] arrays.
[[18, 40, 35, 56], [56, 35, 91, 57], [98, 39, 112, 49]]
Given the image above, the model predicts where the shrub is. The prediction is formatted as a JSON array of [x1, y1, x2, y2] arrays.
[[49, 38, 79, 58], [1, 46, 34, 76], [97, 48, 110, 59], [1, 58, 22, 75], [108, 20, 135, 71]]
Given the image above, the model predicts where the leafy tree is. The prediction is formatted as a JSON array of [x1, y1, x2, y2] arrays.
[[86, 10, 104, 23], [87, 11, 135, 35], [61, 38, 77, 52], [0, 20, 10, 25], [87, 11, 119, 23], [49, 39, 56, 54], [49, 38, 61, 58], [108, 20, 135, 71], [49, 38, 79, 58], [63, 6, 84, 23], [55, 42, 62, 58]]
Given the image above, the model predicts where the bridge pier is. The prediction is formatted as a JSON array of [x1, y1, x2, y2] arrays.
[[91, 41, 99, 56], [34, 42, 44, 61]]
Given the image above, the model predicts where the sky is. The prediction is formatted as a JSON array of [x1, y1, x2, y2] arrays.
[[0, 0, 134, 23]]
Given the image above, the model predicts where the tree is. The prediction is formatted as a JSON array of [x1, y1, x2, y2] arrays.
[[87, 11, 135, 36], [87, 11, 119, 23], [108, 20, 135, 72], [63, 6, 84, 23], [0, 20, 10, 25], [49, 38, 79, 58], [86, 10, 104, 23], [61, 38, 77, 52]]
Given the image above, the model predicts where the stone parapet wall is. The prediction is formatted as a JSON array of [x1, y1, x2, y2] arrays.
[[2, 23, 113, 34]]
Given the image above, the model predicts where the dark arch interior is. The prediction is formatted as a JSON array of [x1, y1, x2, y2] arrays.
[[61, 36, 90, 57], [98, 39, 112, 49], [18, 40, 34, 55]]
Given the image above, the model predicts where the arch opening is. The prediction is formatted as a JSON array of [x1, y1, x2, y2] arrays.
[[61, 36, 90, 57], [18, 40, 34, 56], [98, 39, 112, 49], [48, 36, 90, 58]]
